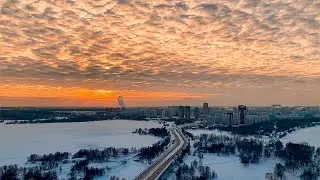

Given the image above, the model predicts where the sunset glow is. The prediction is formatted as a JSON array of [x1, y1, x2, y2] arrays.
[[1, 0, 320, 106]]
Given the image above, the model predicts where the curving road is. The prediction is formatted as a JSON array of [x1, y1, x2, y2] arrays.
[[134, 128, 188, 180]]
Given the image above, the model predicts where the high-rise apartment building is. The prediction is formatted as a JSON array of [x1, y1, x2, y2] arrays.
[[238, 105, 247, 124], [185, 106, 191, 120], [203, 102, 209, 116]]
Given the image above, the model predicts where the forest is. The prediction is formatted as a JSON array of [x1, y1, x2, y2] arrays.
[[138, 137, 171, 160], [176, 161, 217, 180], [72, 147, 130, 162], [0, 165, 58, 180], [134, 127, 169, 138], [69, 160, 105, 180]]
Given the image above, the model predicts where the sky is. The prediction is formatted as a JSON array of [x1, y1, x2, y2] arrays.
[[0, 0, 320, 107]]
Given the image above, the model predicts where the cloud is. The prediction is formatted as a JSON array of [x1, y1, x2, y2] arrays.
[[0, 0, 320, 105]]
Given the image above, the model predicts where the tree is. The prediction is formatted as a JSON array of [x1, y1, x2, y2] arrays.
[[0, 165, 19, 180], [274, 163, 286, 180], [191, 159, 198, 168], [275, 141, 283, 151], [300, 170, 316, 180], [212, 170, 218, 178]]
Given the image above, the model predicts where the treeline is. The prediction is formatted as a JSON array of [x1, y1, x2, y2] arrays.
[[0, 165, 58, 180], [4, 114, 149, 124], [113, 114, 148, 121], [176, 143, 191, 164], [5, 113, 108, 124], [0, 109, 57, 120], [28, 152, 69, 163], [27, 148, 132, 164], [0, 162, 104, 180], [69, 160, 105, 180], [72, 147, 130, 162], [0, 108, 107, 121], [182, 128, 194, 140], [23, 167, 58, 180], [148, 127, 169, 137], [1, 108, 151, 123], [216, 117, 320, 136], [134, 127, 169, 137], [27, 152, 70, 170], [138, 137, 170, 160], [175, 119, 194, 125], [176, 160, 217, 180]]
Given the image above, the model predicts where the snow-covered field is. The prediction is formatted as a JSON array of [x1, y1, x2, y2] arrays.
[[184, 154, 299, 180], [281, 126, 320, 147], [0, 120, 162, 166]]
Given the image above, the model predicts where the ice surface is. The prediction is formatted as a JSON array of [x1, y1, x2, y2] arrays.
[[0, 120, 162, 166]]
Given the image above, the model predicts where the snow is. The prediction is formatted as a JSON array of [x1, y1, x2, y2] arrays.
[[184, 154, 300, 180], [90, 156, 149, 180], [0, 120, 162, 166], [281, 126, 320, 147]]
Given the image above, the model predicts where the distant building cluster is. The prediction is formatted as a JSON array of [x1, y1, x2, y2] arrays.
[[106, 103, 320, 126], [205, 105, 270, 126]]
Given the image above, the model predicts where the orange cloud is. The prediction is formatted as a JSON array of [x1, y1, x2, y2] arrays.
[[0, 0, 320, 106]]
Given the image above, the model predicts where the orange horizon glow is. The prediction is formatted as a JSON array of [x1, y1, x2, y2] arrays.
[[0, 84, 227, 106]]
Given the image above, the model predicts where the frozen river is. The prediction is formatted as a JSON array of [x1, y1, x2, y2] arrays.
[[0, 120, 162, 166]]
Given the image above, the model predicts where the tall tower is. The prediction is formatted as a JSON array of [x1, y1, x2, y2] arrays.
[[193, 107, 200, 120], [185, 106, 191, 120], [238, 105, 247, 124], [227, 112, 233, 127], [203, 102, 209, 116], [178, 106, 185, 120]]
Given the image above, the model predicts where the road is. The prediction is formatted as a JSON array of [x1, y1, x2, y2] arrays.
[[134, 128, 188, 180]]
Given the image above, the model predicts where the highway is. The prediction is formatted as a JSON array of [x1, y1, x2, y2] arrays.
[[134, 128, 188, 180]]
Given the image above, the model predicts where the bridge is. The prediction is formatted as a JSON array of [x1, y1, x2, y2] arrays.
[[134, 128, 188, 180]]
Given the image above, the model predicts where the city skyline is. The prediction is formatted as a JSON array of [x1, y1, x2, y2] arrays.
[[1, 0, 320, 107]]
